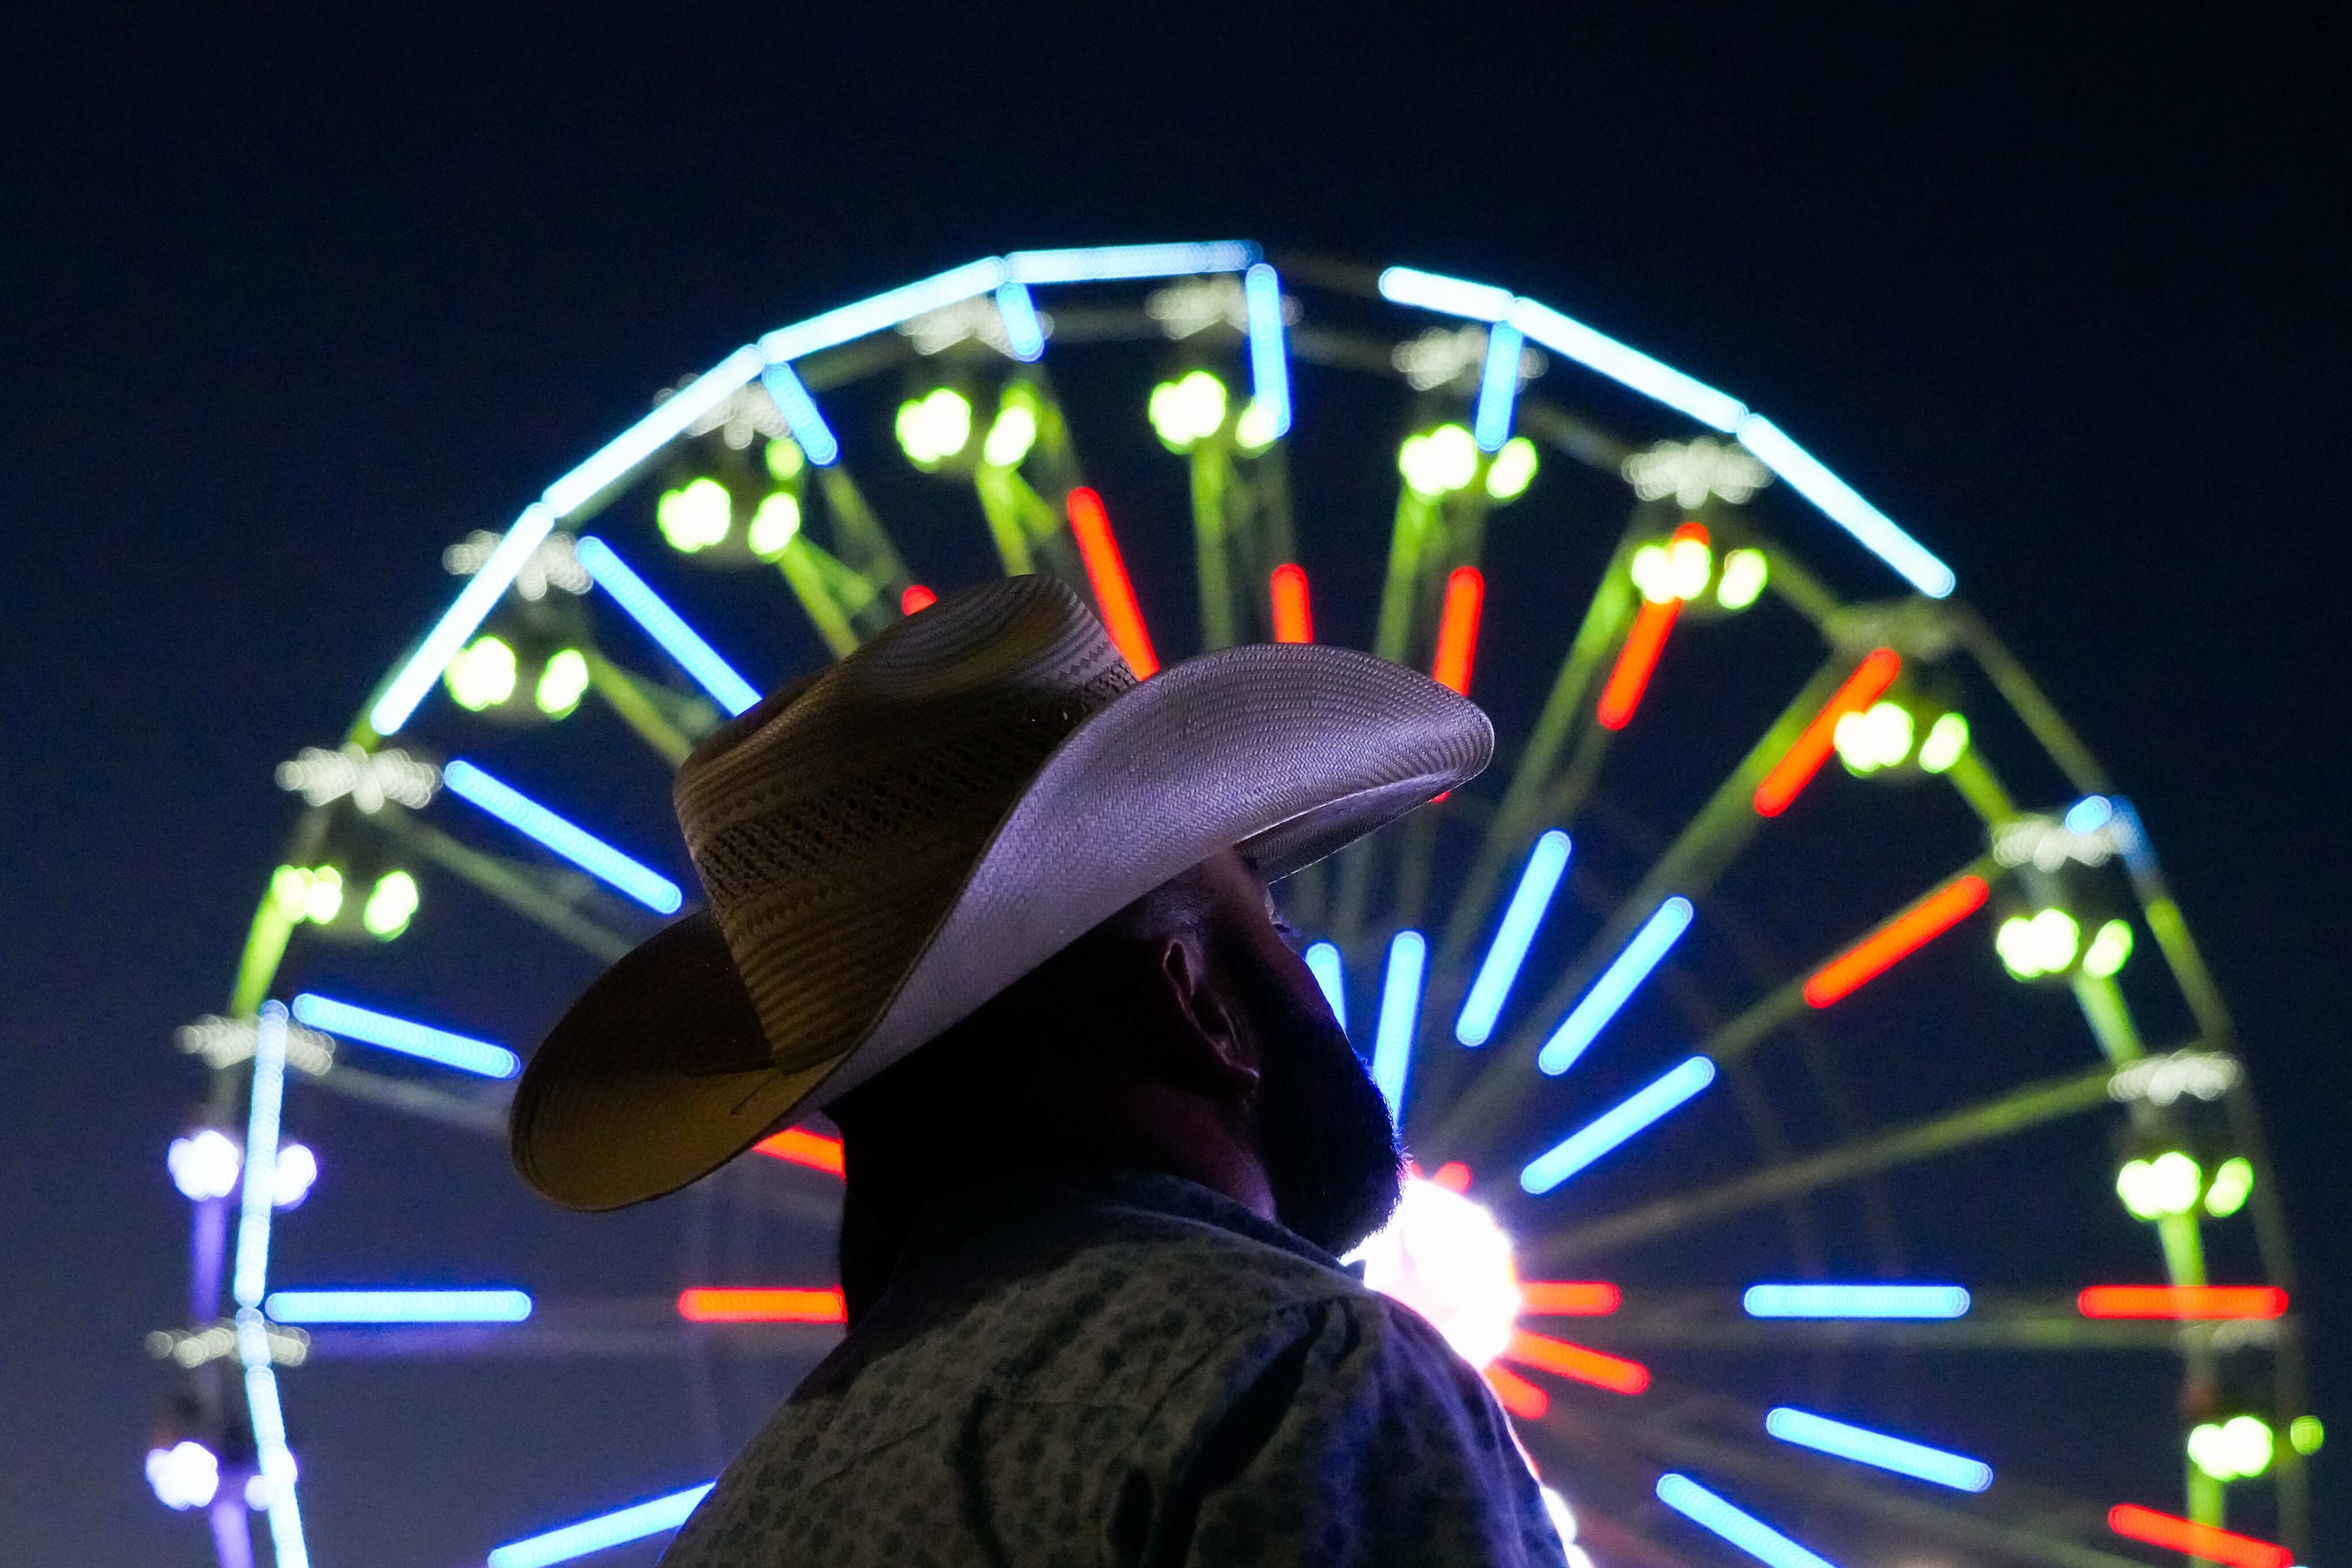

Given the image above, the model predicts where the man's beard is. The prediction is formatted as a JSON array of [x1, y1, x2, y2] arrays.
[[1237, 948, 1404, 1257]]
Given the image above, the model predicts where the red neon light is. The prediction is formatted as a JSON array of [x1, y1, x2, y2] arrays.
[[1596, 599, 1682, 730], [1483, 1363, 1551, 1419], [2107, 1505, 2291, 1568], [1518, 1282, 1621, 1317], [677, 1287, 847, 1324], [1503, 1329, 1650, 1394], [1429, 1160, 1472, 1194], [2077, 1286, 2288, 1321], [1064, 487, 1158, 677], [752, 1127, 844, 1177], [1270, 563, 1313, 644], [1753, 647, 1903, 817], [900, 584, 938, 615], [1431, 566, 1485, 695], [1803, 874, 1990, 1008]]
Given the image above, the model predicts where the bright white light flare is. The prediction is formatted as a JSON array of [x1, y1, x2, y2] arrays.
[[1350, 1175, 1524, 1368]]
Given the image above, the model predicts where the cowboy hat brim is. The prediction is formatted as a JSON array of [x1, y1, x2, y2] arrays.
[[511, 639, 1491, 1211]]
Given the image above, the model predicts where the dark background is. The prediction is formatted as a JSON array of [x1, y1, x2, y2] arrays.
[[3, 8, 2346, 1564]]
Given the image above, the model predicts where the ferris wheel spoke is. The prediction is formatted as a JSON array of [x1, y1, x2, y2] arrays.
[[578, 647, 699, 766], [1435, 651, 1856, 1151], [1530, 1065, 2117, 1267], [377, 814, 639, 964], [301, 1060, 510, 1138]]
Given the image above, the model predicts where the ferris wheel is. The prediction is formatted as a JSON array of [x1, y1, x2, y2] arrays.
[[144, 243, 2316, 1568]]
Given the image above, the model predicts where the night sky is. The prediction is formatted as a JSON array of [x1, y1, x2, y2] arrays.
[[4, 10, 2348, 1564]]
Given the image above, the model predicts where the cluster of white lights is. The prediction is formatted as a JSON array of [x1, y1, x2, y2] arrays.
[[175, 1014, 336, 1076], [680, 379, 792, 450], [1348, 1175, 1522, 1368], [1995, 908, 2081, 979], [1395, 424, 1537, 500], [1146, 276, 1251, 339], [146, 1440, 221, 1510], [147, 1320, 310, 1369], [1390, 323, 1545, 392], [901, 294, 1039, 357], [1991, 814, 2120, 872], [2107, 1050, 2243, 1107], [897, 387, 974, 465], [1621, 436, 1772, 508], [441, 529, 590, 601], [1833, 701, 1914, 774], [656, 478, 731, 553], [275, 743, 439, 812], [2189, 1416, 2277, 1482], [1631, 535, 1714, 604], [2116, 1151, 2253, 1222]]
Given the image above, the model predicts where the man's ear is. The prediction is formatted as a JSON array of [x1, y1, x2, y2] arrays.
[[1151, 933, 1262, 1098]]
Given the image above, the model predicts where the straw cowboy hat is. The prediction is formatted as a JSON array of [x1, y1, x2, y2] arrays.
[[512, 574, 1492, 1211]]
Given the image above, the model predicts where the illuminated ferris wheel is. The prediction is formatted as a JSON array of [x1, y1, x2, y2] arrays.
[[147, 243, 2315, 1568]]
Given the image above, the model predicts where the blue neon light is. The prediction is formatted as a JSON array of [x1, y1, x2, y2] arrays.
[[487, 1484, 716, 1568], [290, 993, 522, 1079], [2064, 795, 2114, 835], [1456, 831, 1571, 1046], [1472, 322, 1525, 452], [1733, 415, 1955, 598], [438, 760, 685, 913], [1764, 1408, 1993, 1492], [1372, 931, 1426, 1123], [995, 281, 1046, 362], [1742, 1283, 1972, 1319], [1521, 1055, 1717, 1194], [543, 345, 765, 516], [757, 361, 840, 466], [1510, 298, 1749, 433], [232, 1003, 291, 1309], [758, 259, 1008, 362], [1304, 941, 1347, 1032], [1656, 1474, 1842, 1568], [1242, 262, 1292, 438], [265, 1288, 534, 1324], [368, 503, 558, 737], [1538, 896, 1694, 1075], [1004, 241, 1256, 284], [574, 536, 761, 716], [1376, 266, 1515, 322], [241, 1352, 311, 1568]]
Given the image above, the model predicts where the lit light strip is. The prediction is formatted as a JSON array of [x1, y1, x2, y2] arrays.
[[2106, 1505, 2291, 1568], [1376, 266, 1515, 322], [1595, 597, 1682, 731], [232, 1003, 291, 1310], [240, 1349, 310, 1568], [1373, 931, 1427, 1122], [442, 758, 685, 913], [486, 1484, 716, 1568], [291, 992, 522, 1080], [1803, 874, 1989, 1008], [1656, 1474, 1841, 1568], [1242, 262, 1292, 437], [1518, 1280, 1621, 1316], [543, 345, 766, 517], [1270, 563, 1313, 643], [368, 503, 558, 737], [1004, 241, 1257, 284], [753, 1127, 844, 1176], [574, 536, 761, 716], [1483, 1363, 1550, 1419], [2076, 1285, 2287, 1320], [1303, 941, 1347, 1031], [994, 281, 1046, 362], [1456, 830, 1572, 1046], [1743, 1283, 1971, 1319], [1735, 415, 1955, 599], [265, 1289, 534, 1323], [1753, 648, 1902, 817], [1429, 567, 1485, 695], [1538, 896, 1694, 1075], [1510, 299, 1748, 434], [231, 1003, 309, 1568], [1521, 1055, 1717, 1193], [1505, 1328, 1650, 1394], [757, 259, 1008, 362], [677, 1287, 848, 1323], [1764, 1408, 1992, 1492], [1473, 322, 1525, 452], [1065, 487, 1158, 676], [757, 361, 841, 466]]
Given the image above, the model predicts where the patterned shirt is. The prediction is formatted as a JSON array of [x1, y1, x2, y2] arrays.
[[663, 1168, 1567, 1567]]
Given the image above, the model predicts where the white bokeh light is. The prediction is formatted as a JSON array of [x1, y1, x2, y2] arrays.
[[1350, 1174, 1524, 1368], [145, 1440, 220, 1510], [167, 1129, 242, 1201]]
